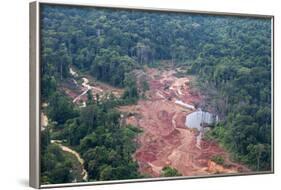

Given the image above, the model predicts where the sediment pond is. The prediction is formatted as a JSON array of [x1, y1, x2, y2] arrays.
[[185, 109, 217, 148]]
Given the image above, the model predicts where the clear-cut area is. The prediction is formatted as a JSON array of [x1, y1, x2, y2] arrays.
[[119, 67, 249, 176]]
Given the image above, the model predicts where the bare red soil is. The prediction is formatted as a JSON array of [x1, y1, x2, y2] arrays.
[[61, 66, 249, 176], [119, 67, 249, 177]]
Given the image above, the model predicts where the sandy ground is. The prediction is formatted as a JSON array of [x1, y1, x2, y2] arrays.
[[119, 67, 249, 177], [41, 113, 48, 128]]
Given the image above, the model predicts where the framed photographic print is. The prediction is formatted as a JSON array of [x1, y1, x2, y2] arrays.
[[29, 1, 274, 188]]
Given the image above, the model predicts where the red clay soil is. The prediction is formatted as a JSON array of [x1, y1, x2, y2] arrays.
[[119, 67, 249, 177]]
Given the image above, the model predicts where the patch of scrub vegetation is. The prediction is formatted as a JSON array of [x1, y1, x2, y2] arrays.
[[211, 155, 225, 165], [161, 166, 182, 177]]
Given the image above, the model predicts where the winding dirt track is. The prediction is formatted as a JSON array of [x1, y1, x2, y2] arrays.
[[68, 67, 122, 107], [119, 67, 249, 177], [73, 77, 91, 105], [51, 140, 88, 181]]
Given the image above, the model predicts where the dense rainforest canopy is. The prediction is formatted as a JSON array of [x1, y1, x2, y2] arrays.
[[40, 4, 272, 184]]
